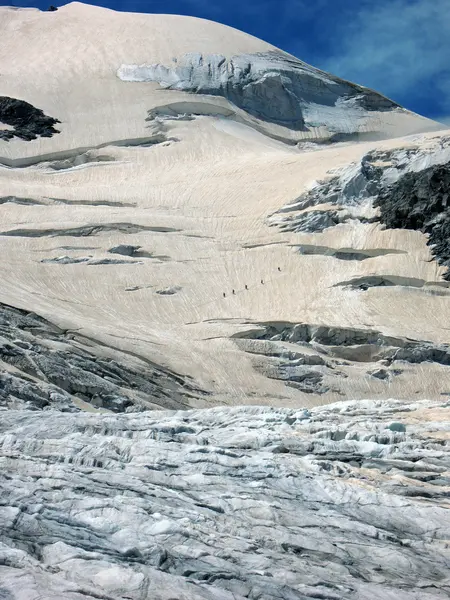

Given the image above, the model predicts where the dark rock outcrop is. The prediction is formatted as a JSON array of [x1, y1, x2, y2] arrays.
[[270, 137, 450, 279], [375, 162, 450, 279], [0, 96, 60, 141]]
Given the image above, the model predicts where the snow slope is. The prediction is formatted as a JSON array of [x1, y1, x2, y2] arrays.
[[0, 1, 449, 410]]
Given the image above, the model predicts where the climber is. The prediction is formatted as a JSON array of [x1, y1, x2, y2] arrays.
[[223, 292, 226, 298], [47, 5, 58, 10], [245, 284, 248, 290], [278, 267, 281, 272], [232, 289, 235, 295], [261, 279, 264, 284]]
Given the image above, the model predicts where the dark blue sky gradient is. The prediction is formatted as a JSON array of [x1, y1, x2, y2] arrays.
[[2, 0, 448, 122]]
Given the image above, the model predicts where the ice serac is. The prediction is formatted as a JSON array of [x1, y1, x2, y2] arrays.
[[117, 50, 438, 143], [1, 3, 450, 599], [118, 51, 397, 135]]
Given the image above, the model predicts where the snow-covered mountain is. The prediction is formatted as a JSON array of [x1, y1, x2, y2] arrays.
[[0, 4, 449, 599]]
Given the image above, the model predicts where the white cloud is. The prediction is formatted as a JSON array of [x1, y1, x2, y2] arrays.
[[323, 0, 450, 114]]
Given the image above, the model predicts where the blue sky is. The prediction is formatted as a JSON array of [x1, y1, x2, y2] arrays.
[[3, 0, 448, 122]]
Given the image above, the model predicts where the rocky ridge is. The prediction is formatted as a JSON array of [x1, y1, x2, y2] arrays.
[[0, 96, 60, 142]]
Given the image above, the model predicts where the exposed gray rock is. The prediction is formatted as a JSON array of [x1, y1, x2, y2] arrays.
[[375, 161, 450, 280], [0, 399, 449, 599], [0, 302, 207, 412]]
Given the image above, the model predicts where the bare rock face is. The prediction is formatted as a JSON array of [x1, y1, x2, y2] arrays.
[[376, 162, 450, 278], [0, 399, 449, 600]]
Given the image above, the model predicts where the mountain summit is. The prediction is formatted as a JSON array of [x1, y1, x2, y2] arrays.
[[0, 1, 440, 157]]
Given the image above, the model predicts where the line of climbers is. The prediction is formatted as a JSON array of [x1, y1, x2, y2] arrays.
[[222, 267, 281, 298]]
